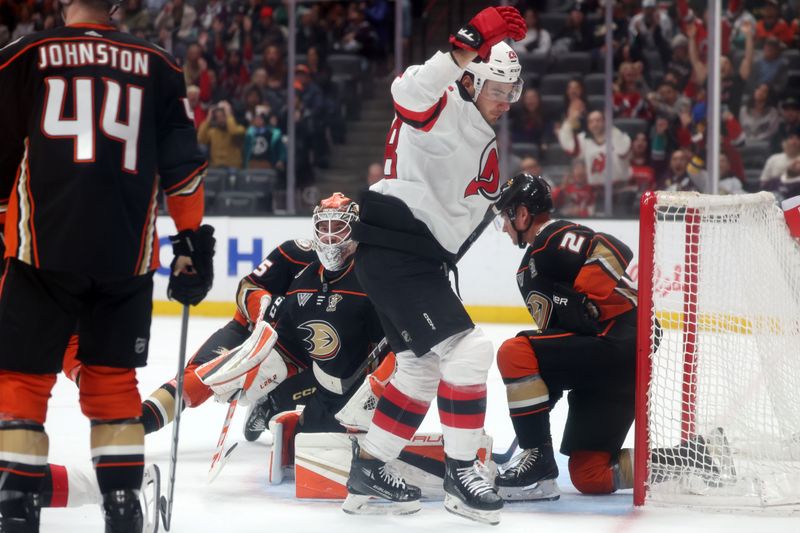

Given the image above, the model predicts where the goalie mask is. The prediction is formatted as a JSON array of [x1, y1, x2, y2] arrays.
[[312, 193, 359, 272], [465, 41, 523, 104]]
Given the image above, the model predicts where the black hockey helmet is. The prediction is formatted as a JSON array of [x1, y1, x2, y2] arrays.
[[496, 173, 553, 249]]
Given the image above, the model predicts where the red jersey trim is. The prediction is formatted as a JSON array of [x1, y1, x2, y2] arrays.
[[163, 162, 208, 195], [531, 224, 578, 255], [278, 246, 312, 266], [393, 92, 448, 132]]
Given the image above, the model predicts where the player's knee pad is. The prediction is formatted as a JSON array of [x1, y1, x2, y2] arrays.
[[568, 450, 615, 495], [0, 370, 57, 424], [497, 335, 539, 381], [390, 349, 440, 402], [437, 327, 494, 385], [78, 366, 141, 420]]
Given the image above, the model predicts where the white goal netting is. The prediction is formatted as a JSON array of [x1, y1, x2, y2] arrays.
[[643, 191, 800, 509]]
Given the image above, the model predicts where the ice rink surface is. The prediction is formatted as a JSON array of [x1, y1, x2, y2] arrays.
[[41, 317, 798, 532]]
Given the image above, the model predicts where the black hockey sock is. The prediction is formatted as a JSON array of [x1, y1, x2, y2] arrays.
[[90, 419, 144, 494], [503, 376, 552, 449], [0, 423, 47, 520]]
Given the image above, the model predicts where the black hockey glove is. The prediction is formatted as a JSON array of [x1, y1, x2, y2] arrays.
[[167, 225, 216, 306], [552, 283, 601, 335]]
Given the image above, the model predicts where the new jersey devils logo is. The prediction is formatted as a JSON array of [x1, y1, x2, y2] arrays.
[[298, 320, 341, 361], [464, 141, 501, 200]]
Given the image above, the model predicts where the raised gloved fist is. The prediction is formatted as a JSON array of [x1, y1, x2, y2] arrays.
[[167, 224, 215, 306], [449, 6, 527, 61]]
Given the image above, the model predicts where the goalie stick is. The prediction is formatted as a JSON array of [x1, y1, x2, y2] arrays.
[[206, 205, 501, 479], [159, 304, 190, 531]]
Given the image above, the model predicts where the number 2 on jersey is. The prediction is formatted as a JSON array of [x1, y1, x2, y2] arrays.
[[41, 77, 143, 173], [559, 232, 586, 253]]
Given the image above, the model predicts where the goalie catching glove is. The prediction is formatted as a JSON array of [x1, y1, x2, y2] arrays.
[[196, 319, 295, 406], [449, 6, 527, 61], [167, 224, 216, 306]]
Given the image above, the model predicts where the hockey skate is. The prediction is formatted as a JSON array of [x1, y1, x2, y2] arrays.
[[102, 489, 143, 533], [495, 445, 560, 502], [342, 437, 421, 515], [443, 456, 503, 525], [141, 464, 161, 533], [243, 394, 276, 442], [651, 427, 736, 490], [0, 492, 41, 533]]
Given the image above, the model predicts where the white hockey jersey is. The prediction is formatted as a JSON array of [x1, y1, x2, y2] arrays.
[[372, 51, 501, 255], [557, 122, 632, 186]]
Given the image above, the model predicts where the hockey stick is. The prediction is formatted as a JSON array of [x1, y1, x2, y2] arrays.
[[159, 304, 190, 532], [208, 390, 241, 483], [491, 436, 519, 465]]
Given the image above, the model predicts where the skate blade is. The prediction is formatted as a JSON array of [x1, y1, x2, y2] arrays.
[[443, 493, 501, 526], [341, 493, 421, 515], [141, 464, 161, 533], [498, 479, 560, 502]]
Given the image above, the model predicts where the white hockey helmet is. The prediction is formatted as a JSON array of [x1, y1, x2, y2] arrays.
[[465, 41, 523, 103], [312, 193, 359, 272]]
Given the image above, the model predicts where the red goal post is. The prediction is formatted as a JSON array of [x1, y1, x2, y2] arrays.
[[634, 191, 800, 509]]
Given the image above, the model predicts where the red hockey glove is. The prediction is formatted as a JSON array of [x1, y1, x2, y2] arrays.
[[449, 6, 527, 61]]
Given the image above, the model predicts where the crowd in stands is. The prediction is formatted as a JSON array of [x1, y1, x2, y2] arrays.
[[0, 0, 394, 213], [508, 0, 800, 216], [3, 0, 800, 217]]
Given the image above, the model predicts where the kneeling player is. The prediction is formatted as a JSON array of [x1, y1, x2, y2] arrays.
[[492, 174, 638, 500]]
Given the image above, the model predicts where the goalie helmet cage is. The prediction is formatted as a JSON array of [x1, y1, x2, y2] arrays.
[[634, 191, 800, 509]]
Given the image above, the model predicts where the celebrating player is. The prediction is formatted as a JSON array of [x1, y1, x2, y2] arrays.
[[0, 1, 213, 531], [342, 5, 526, 525], [491, 174, 638, 500]]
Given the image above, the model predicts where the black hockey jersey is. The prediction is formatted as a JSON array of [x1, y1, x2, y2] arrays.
[[0, 24, 206, 277], [270, 259, 385, 394], [517, 220, 637, 331], [233, 239, 317, 326]]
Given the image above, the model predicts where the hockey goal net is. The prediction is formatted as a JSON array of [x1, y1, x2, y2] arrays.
[[634, 191, 800, 509]]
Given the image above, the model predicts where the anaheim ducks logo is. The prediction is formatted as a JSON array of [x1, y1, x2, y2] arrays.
[[464, 140, 501, 200], [298, 320, 341, 361]]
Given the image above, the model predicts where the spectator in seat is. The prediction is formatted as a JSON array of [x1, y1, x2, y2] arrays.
[[717, 152, 745, 195], [237, 85, 267, 125], [220, 49, 251, 101], [627, 132, 656, 193], [253, 6, 286, 48], [183, 43, 209, 89], [295, 64, 329, 168], [11, 3, 36, 40], [186, 85, 207, 129], [613, 61, 651, 119], [773, 97, 800, 154], [727, 0, 758, 51], [760, 132, 800, 191], [628, 0, 673, 51], [123, 0, 151, 35], [748, 36, 788, 96], [198, 101, 246, 169], [551, 7, 594, 53], [243, 112, 286, 171], [519, 156, 543, 177], [558, 109, 631, 186], [263, 44, 287, 88], [647, 80, 691, 123], [512, 8, 551, 55], [649, 116, 681, 181], [552, 159, 597, 217], [756, 0, 795, 47], [561, 78, 588, 127], [663, 148, 693, 191], [664, 33, 692, 91], [739, 84, 781, 146], [154, 0, 197, 43], [297, 5, 327, 54], [511, 88, 549, 146]]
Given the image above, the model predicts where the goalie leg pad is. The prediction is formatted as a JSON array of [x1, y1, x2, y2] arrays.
[[268, 410, 303, 485]]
